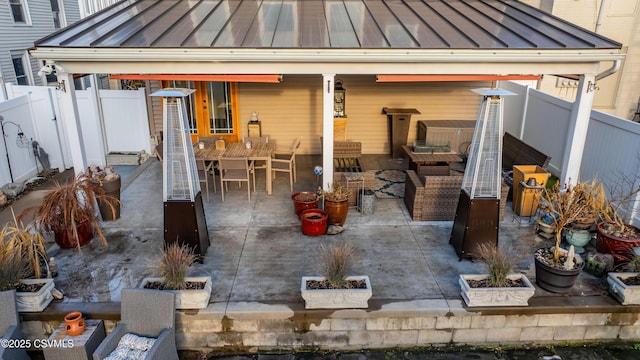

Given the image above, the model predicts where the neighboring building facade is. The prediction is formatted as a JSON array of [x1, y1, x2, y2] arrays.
[[0, 0, 80, 89], [524, 0, 640, 121]]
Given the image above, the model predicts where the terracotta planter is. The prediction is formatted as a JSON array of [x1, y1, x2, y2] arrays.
[[92, 177, 121, 221], [534, 248, 584, 293], [300, 209, 328, 236], [64, 311, 86, 336], [51, 222, 94, 249], [323, 198, 349, 226], [291, 192, 319, 217], [596, 222, 640, 256]]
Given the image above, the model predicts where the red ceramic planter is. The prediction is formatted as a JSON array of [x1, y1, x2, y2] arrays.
[[292, 192, 319, 217], [300, 209, 328, 236]]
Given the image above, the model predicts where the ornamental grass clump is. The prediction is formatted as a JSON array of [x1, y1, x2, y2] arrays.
[[0, 234, 26, 291], [150, 242, 197, 290], [478, 244, 517, 288], [19, 172, 119, 251], [318, 243, 355, 288], [2, 209, 48, 279], [320, 183, 349, 202]]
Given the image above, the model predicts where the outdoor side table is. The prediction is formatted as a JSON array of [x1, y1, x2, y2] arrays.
[[43, 319, 106, 360]]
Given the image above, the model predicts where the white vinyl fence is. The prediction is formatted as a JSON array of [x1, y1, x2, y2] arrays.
[[0, 84, 149, 186], [502, 81, 640, 225]]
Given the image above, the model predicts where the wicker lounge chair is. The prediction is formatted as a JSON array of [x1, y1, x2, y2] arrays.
[[93, 288, 178, 360]]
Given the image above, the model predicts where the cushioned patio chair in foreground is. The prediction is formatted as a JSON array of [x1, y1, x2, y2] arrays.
[[93, 288, 178, 360], [0, 290, 30, 360]]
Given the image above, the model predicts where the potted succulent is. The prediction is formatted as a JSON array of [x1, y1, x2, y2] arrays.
[[320, 183, 350, 226], [459, 244, 535, 307], [0, 214, 54, 312], [19, 172, 118, 250], [140, 242, 212, 310], [607, 249, 640, 305], [534, 180, 603, 293], [87, 165, 121, 221], [594, 173, 640, 256], [300, 243, 371, 309]]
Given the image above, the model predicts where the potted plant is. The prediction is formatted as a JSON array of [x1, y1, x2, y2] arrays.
[[594, 172, 640, 256], [607, 249, 640, 305], [320, 183, 350, 226], [534, 180, 603, 293], [300, 243, 371, 309], [459, 244, 534, 307], [19, 172, 118, 250], [140, 242, 212, 310], [291, 191, 320, 217], [0, 216, 54, 312], [87, 165, 121, 221], [300, 208, 328, 236]]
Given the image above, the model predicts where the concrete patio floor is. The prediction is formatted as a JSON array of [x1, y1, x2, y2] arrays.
[[8, 154, 611, 306]]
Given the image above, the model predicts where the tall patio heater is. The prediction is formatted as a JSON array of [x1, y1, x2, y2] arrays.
[[151, 88, 209, 256], [450, 88, 514, 260]]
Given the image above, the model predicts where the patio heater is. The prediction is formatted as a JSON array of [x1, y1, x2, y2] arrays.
[[150, 88, 209, 256], [450, 88, 514, 260]]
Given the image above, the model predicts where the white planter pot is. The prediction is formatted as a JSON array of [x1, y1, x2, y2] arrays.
[[459, 274, 535, 307], [140, 276, 212, 310], [16, 278, 55, 312], [300, 275, 372, 309], [607, 272, 640, 305]]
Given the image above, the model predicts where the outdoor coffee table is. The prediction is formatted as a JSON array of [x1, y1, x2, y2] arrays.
[[43, 319, 106, 360]]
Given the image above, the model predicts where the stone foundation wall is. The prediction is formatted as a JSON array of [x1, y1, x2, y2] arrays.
[[20, 300, 640, 353]]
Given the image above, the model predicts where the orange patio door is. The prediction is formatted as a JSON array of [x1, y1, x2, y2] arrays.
[[163, 80, 240, 144]]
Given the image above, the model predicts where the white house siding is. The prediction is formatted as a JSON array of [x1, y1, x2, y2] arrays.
[[0, 0, 80, 86], [237, 75, 489, 155]]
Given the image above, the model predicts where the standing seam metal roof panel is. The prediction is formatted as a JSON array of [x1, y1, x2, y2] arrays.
[[33, 0, 622, 50]]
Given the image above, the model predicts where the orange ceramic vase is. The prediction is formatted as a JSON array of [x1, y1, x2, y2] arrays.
[[64, 311, 86, 336]]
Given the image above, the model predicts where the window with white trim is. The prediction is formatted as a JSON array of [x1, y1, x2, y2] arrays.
[[9, 0, 31, 25], [49, 0, 65, 29], [12, 53, 30, 85]]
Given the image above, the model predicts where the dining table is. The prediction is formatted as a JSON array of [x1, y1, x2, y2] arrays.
[[194, 141, 277, 195]]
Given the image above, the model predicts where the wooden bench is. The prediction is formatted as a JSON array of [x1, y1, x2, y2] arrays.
[[502, 132, 551, 171]]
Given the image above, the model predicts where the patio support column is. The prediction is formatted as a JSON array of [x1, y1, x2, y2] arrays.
[[322, 74, 335, 191], [560, 73, 596, 186], [88, 75, 108, 167], [57, 72, 87, 175]]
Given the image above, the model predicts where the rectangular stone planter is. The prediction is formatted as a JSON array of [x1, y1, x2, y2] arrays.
[[16, 278, 55, 312], [140, 276, 212, 310], [301, 275, 372, 309], [607, 272, 640, 305], [459, 274, 535, 307]]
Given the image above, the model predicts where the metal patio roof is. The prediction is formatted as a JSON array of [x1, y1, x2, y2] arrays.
[[35, 0, 621, 50]]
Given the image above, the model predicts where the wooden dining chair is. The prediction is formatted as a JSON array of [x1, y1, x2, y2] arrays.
[[219, 157, 255, 202], [244, 136, 269, 145], [271, 139, 301, 192], [196, 159, 215, 201]]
